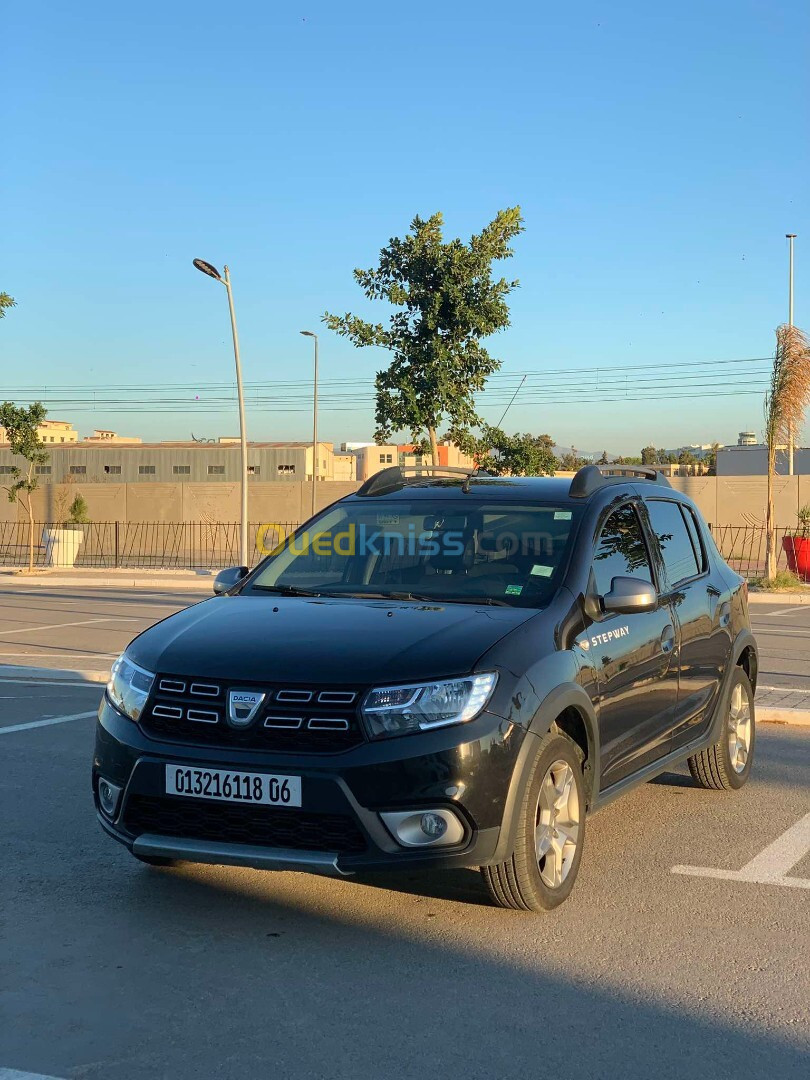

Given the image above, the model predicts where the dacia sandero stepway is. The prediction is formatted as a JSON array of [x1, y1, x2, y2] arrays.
[[94, 464, 758, 911]]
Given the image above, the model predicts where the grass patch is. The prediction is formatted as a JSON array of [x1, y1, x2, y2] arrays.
[[749, 570, 808, 591]]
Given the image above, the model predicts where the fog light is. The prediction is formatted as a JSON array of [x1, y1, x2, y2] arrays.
[[420, 812, 447, 839], [98, 778, 122, 819], [380, 809, 465, 848]]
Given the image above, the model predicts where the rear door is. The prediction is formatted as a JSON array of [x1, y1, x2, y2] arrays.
[[642, 498, 730, 748], [589, 502, 680, 788]]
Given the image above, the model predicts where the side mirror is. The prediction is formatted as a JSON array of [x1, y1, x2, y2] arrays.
[[213, 566, 248, 595], [602, 575, 657, 615]]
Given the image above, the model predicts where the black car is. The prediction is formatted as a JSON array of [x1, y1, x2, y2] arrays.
[[94, 464, 758, 911]]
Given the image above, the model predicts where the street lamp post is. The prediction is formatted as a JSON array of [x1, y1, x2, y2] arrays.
[[787, 234, 797, 475], [193, 258, 249, 567], [300, 331, 319, 517]]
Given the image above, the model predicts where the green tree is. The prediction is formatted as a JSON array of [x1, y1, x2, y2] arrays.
[[598, 450, 609, 465], [67, 493, 90, 525], [467, 427, 556, 476], [0, 402, 49, 572], [556, 450, 590, 471], [324, 208, 524, 464], [678, 449, 697, 468], [640, 445, 657, 465], [705, 441, 722, 475], [0, 293, 16, 319]]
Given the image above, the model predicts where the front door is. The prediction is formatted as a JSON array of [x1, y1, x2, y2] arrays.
[[587, 503, 680, 789], [642, 499, 730, 749]]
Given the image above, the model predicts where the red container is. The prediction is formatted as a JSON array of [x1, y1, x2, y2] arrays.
[[782, 536, 810, 581]]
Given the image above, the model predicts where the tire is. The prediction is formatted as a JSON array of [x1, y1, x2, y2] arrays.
[[132, 852, 176, 867], [481, 731, 586, 912], [687, 667, 755, 791]]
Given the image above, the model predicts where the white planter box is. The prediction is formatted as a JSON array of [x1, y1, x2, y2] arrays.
[[42, 526, 85, 568]]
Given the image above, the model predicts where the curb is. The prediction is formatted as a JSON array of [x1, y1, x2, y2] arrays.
[[748, 591, 810, 605], [0, 575, 214, 590], [757, 707, 810, 728]]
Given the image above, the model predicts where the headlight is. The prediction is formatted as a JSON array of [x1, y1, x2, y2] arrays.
[[107, 653, 155, 721], [360, 673, 497, 739]]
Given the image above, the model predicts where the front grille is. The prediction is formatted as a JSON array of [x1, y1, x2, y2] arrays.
[[124, 794, 367, 854], [140, 676, 365, 753]]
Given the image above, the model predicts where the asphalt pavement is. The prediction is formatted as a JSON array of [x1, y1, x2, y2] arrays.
[[1, 585, 809, 1079]]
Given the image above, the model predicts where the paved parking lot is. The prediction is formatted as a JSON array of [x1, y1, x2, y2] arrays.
[[1, 586, 809, 1079]]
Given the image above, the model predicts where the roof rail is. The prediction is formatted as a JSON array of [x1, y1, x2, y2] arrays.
[[355, 464, 491, 498], [568, 463, 672, 499]]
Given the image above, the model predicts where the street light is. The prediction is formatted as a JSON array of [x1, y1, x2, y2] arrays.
[[300, 331, 319, 517], [193, 258, 249, 567]]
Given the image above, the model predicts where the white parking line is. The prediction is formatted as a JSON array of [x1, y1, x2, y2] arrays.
[[753, 606, 810, 617], [672, 811, 810, 890], [0, 617, 140, 637], [0, 711, 97, 735]]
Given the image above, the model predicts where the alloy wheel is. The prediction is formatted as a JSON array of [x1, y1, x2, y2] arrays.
[[535, 759, 581, 889], [727, 682, 752, 774]]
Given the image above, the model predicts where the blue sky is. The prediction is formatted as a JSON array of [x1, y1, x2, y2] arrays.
[[2, 0, 808, 452]]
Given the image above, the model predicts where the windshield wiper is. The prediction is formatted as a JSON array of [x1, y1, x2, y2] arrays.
[[252, 584, 323, 597]]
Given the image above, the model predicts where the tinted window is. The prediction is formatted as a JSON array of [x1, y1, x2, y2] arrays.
[[646, 500, 701, 585], [680, 505, 706, 573], [593, 505, 653, 595]]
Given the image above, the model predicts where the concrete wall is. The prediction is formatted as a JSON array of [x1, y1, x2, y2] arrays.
[[0, 481, 362, 525], [2, 476, 808, 528]]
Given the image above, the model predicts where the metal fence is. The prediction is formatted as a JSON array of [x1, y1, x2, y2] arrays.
[[0, 522, 300, 570], [0, 520, 804, 580], [709, 525, 804, 581]]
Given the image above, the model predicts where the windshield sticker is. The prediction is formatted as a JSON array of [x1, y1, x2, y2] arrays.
[[554, 511, 572, 520], [376, 514, 400, 526], [530, 564, 553, 577], [505, 584, 523, 596]]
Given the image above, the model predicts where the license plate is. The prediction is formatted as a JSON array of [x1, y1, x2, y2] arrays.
[[165, 765, 302, 807]]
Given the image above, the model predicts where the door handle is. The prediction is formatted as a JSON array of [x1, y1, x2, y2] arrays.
[[660, 624, 675, 653]]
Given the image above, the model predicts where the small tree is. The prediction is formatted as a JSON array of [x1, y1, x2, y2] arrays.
[[466, 427, 557, 476], [640, 445, 657, 465], [0, 402, 48, 572], [598, 450, 609, 465], [0, 293, 16, 319], [765, 324, 810, 579], [67, 493, 90, 525], [324, 208, 524, 464]]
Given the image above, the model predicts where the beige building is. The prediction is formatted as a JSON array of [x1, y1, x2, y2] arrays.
[[353, 442, 474, 482], [0, 418, 79, 445], [84, 429, 143, 444]]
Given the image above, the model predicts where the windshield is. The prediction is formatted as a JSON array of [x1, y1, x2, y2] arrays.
[[247, 498, 581, 608]]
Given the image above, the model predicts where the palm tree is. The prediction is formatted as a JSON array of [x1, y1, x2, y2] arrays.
[[764, 324, 810, 579]]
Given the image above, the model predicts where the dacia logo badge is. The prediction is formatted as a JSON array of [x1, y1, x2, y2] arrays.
[[227, 689, 266, 728]]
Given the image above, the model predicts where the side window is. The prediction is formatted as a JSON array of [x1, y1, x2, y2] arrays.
[[680, 505, 706, 573], [645, 500, 701, 586], [593, 504, 653, 596]]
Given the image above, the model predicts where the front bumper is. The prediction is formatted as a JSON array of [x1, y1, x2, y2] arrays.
[[93, 696, 526, 876]]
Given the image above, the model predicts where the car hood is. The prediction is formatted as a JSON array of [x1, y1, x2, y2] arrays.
[[127, 594, 538, 685]]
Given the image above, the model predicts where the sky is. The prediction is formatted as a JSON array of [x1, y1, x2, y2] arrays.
[[2, 0, 808, 454]]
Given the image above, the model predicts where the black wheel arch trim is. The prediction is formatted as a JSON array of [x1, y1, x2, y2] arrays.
[[485, 682, 599, 866]]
